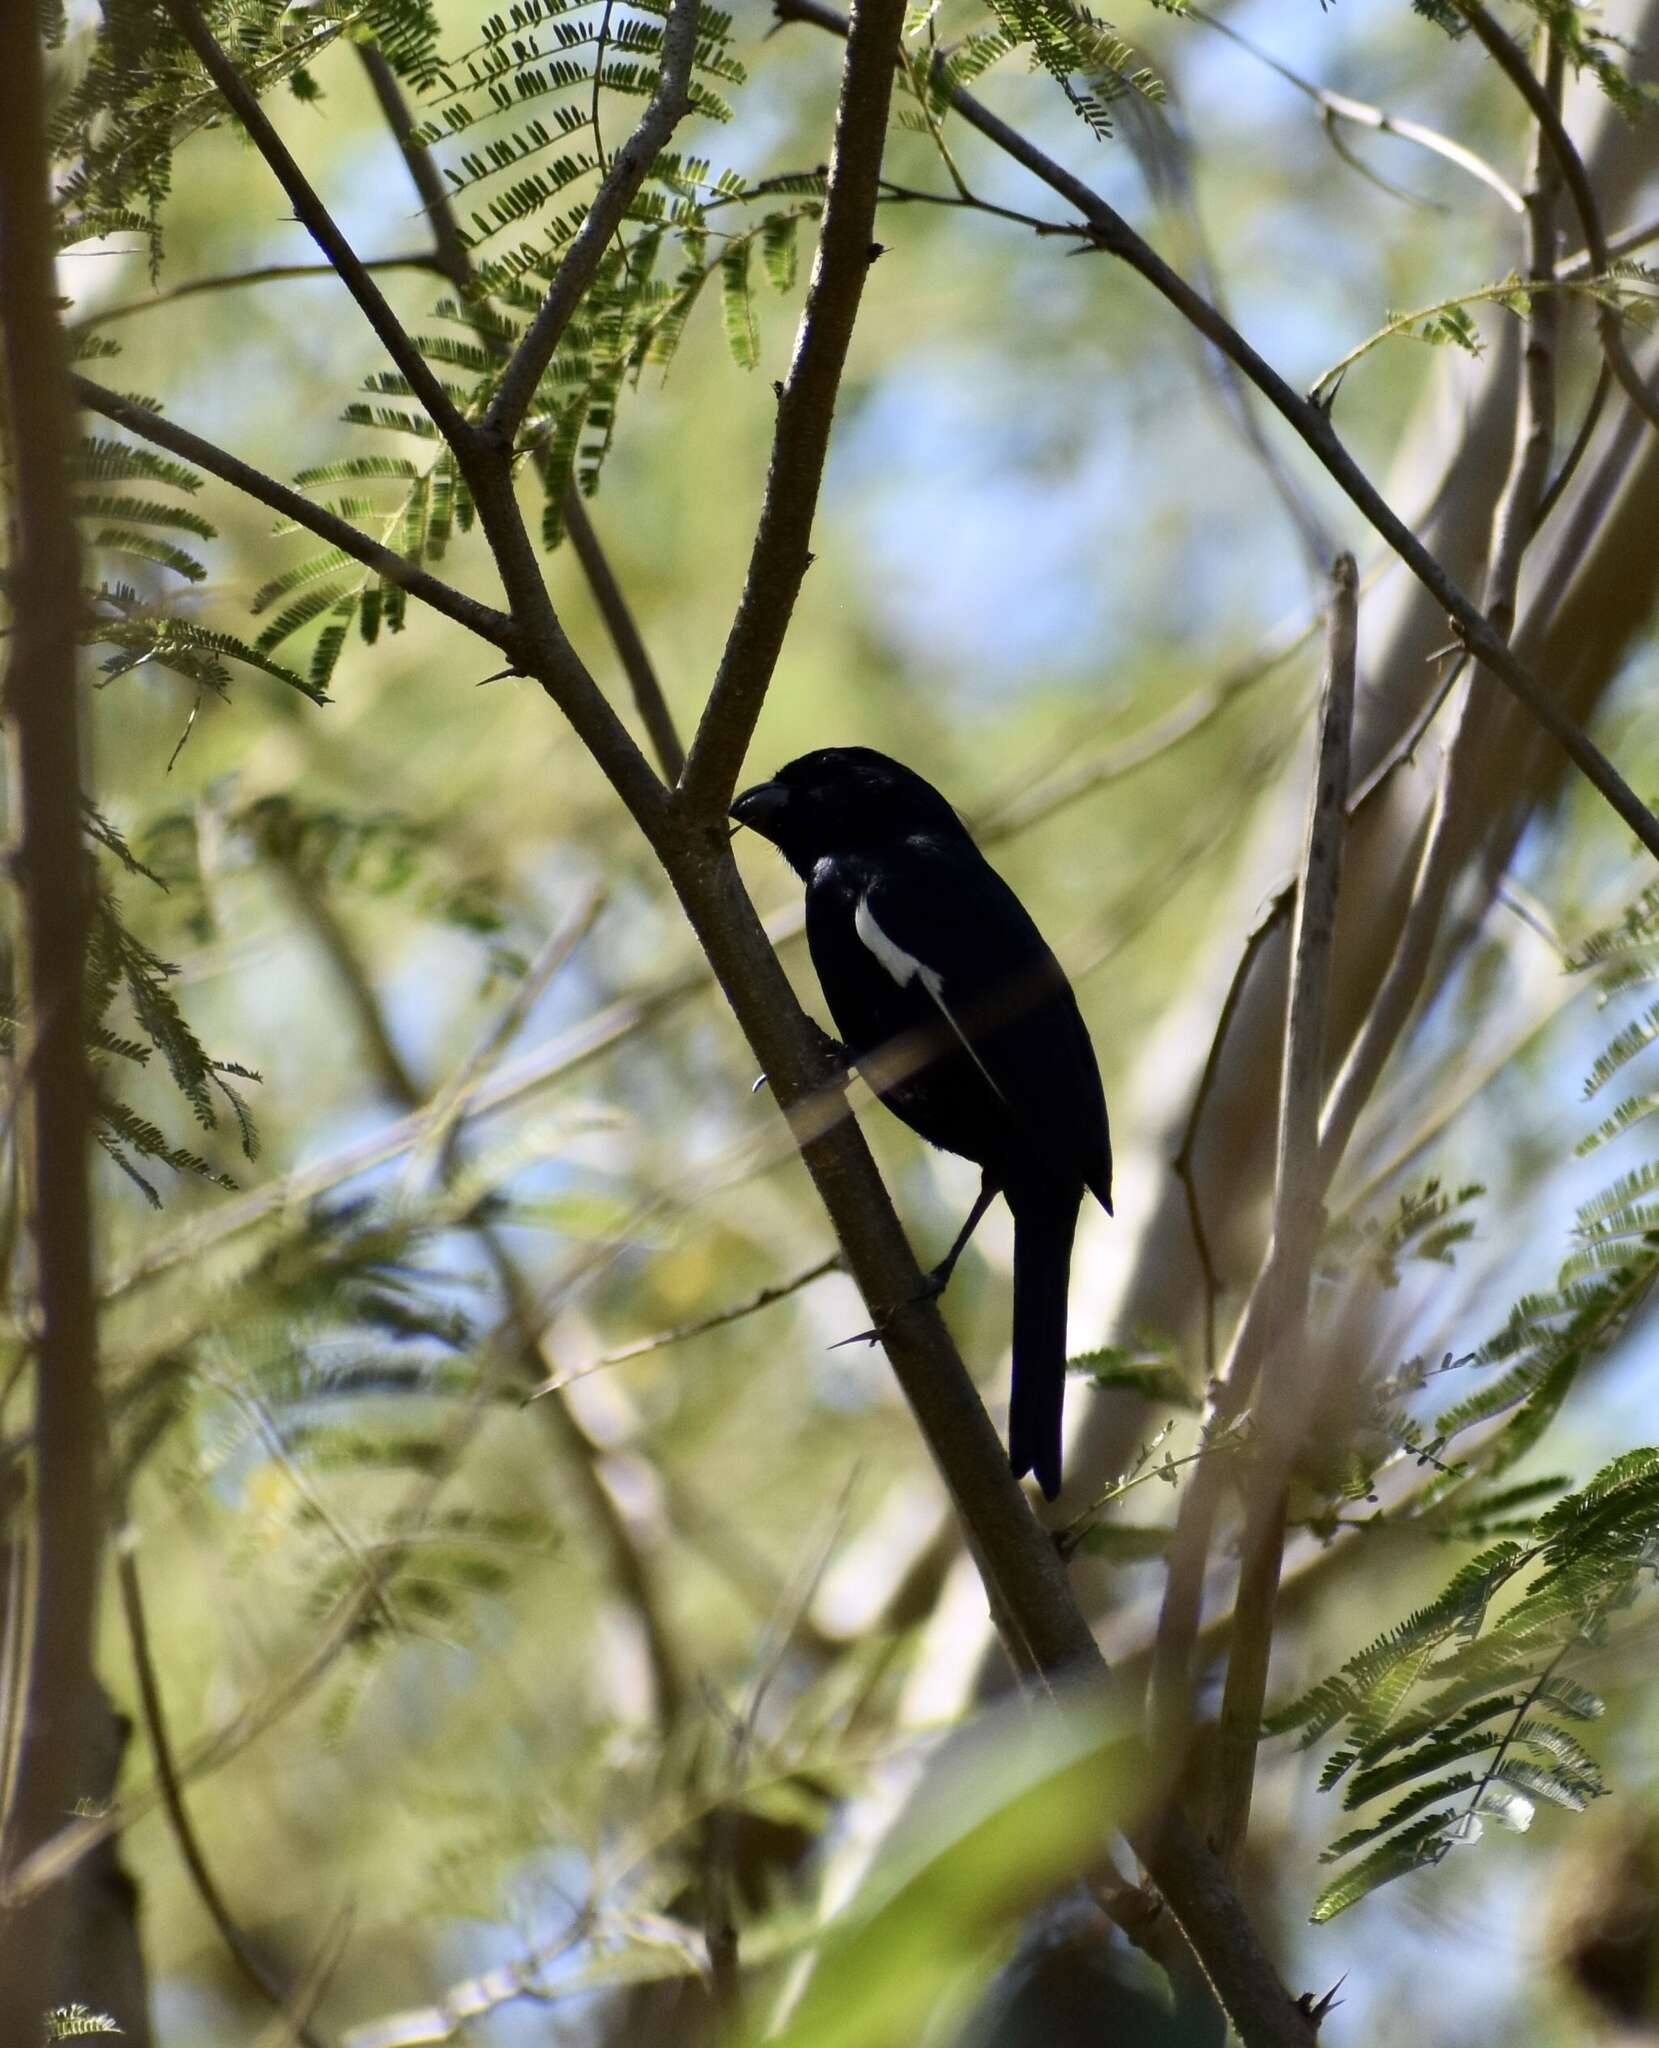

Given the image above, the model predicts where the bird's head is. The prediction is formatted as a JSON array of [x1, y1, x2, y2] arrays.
[[729, 747, 961, 876]]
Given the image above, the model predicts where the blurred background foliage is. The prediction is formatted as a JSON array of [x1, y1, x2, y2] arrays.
[[16, 0, 1659, 2040]]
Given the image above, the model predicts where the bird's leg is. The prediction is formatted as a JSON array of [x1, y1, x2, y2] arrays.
[[920, 1171, 1000, 1301], [830, 1172, 1000, 1349]]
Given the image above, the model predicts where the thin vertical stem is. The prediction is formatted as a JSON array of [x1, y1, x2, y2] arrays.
[[0, 2, 102, 2027], [1208, 561, 1356, 1873]]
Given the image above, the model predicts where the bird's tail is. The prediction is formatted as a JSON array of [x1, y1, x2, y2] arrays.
[[1009, 1187, 1081, 1501]]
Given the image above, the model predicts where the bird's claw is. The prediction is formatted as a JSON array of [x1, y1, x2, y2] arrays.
[[808, 1020, 851, 1085], [916, 1263, 949, 1303], [753, 1024, 849, 1101]]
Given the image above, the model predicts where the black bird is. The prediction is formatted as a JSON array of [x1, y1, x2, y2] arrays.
[[730, 747, 1111, 1499]]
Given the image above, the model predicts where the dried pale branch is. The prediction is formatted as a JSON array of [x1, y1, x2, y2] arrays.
[[1187, 5, 1525, 214], [1316, 27, 1568, 1188], [1452, 0, 1659, 438], [1152, 31, 1575, 1766], [1207, 554, 1357, 1876]]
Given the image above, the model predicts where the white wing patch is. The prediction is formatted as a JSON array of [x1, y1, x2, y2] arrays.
[[854, 893, 1010, 1108], [854, 893, 941, 997]]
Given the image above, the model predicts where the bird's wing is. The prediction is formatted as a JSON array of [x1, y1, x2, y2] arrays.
[[857, 841, 1112, 1206]]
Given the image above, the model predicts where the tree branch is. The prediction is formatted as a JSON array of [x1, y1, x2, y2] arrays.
[[161, 0, 471, 445], [1207, 554, 1356, 1876], [678, 0, 911, 813], [774, 0, 1659, 864], [70, 375, 519, 650], [478, 0, 700, 447], [0, 4, 103, 2026]]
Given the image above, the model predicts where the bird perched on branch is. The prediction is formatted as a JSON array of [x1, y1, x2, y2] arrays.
[[730, 747, 1111, 1499]]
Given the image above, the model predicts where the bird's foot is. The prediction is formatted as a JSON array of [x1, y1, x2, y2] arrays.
[[752, 1022, 851, 1099], [807, 1019, 852, 1085]]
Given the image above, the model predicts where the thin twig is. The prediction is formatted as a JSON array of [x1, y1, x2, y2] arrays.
[[356, 48, 472, 292], [161, 0, 469, 444], [532, 1251, 841, 1392], [875, 176, 1081, 239], [678, 0, 913, 813], [249, 1909, 354, 2048], [776, 0, 1659, 865], [1534, 361, 1610, 532], [113, 1511, 332, 2047], [1172, 891, 1293, 1382], [1305, 273, 1654, 408], [0, 7, 103, 2023], [563, 493, 686, 782], [1169, 632, 1469, 1384], [1208, 554, 1357, 1876], [409, 889, 605, 1186], [73, 254, 442, 328], [480, 0, 699, 446], [70, 375, 517, 650], [1187, 5, 1524, 214], [1561, 212, 1659, 279]]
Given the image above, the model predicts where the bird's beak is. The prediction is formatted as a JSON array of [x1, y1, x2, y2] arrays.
[[729, 779, 789, 839]]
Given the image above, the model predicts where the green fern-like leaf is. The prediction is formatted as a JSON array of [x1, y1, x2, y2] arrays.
[[719, 236, 759, 368], [1308, 1812, 1457, 1922]]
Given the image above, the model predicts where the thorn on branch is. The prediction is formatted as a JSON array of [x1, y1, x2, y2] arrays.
[[1296, 1975, 1347, 2028]]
